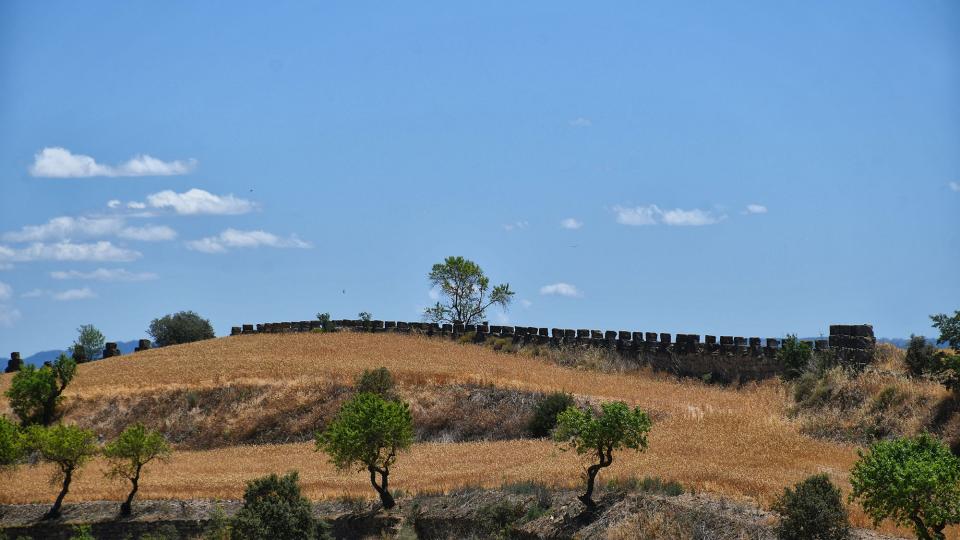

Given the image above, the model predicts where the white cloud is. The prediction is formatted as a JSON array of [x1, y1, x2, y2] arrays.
[[0, 305, 20, 327], [127, 201, 147, 209], [0, 281, 11, 301], [143, 188, 255, 215], [50, 268, 158, 282], [539, 282, 583, 297], [502, 220, 529, 232], [3, 216, 175, 243], [21, 289, 45, 298], [0, 241, 141, 262], [118, 225, 177, 241], [560, 218, 583, 230], [30, 147, 195, 178], [186, 228, 311, 254], [107, 199, 121, 209], [950, 182, 960, 192], [569, 117, 592, 127], [52, 287, 96, 301], [745, 204, 768, 215], [613, 204, 723, 226]]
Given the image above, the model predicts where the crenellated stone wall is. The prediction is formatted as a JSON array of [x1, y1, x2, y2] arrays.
[[228, 319, 876, 383]]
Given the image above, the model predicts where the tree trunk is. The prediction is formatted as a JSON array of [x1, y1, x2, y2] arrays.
[[46, 468, 72, 519], [578, 446, 613, 509], [121, 466, 141, 516], [369, 466, 395, 509]]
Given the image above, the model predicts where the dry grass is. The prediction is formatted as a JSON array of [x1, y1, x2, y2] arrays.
[[0, 333, 956, 537]]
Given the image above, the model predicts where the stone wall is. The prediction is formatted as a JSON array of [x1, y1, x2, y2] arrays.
[[228, 319, 876, 384]]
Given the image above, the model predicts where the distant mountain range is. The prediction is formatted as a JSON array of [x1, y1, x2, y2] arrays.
[[2, 340, 140, 367]]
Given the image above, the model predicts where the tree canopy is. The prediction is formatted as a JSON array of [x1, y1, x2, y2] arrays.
[[0, 416, 26, 469], [553, 401, 652, 507], [148, 310, 215, 347], [423, 256, 513, 325], [849, 433, 960, 540], [72, 324, 105, 362], [931, 310, 960, 350], [26, 423, 99, 519], [102, 423, 171, 516], [5, 354, 76, 426], [316, 392, 413, 509]]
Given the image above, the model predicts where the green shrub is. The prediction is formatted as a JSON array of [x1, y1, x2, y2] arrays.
[[68, 525, 95, 540], [355, 367, 395, 398], [148, 311, 215, 347], [316, 312, 335, 332], [476, 500, 525, 537], [0, 416, 25, 468], [779, 335, 813, 381], [528, 392, 575, 438], [5, 354, 76, 426], [905, 335, 943, 377], [231, 472, 329, 540], [772, 474, 849, 540], [202, 502, 231, 540], [850, 433, 960, 539]]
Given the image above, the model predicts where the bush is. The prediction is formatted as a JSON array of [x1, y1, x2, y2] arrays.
[[0, 416, 25, 468], [780, 335, 813, 380], [231, 472, 329, 540], [5, 354, 76, 426], [850, 433, 960, 538], [148, 311, 215, 347], [528, 392, 575, 438], [772, 474, 849, 540], [316, 312, 335, 332], [905, 335, 943, 377], [355, 367, 395, 398]]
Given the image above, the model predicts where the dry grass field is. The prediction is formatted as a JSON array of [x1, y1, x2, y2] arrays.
[[0, 332, 956, 538]]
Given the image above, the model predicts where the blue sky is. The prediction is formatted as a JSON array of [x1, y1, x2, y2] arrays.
[[0, 1, 958, 356]]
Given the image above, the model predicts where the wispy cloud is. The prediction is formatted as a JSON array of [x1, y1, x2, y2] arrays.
[[23, 287, 97, 301], [30, 147, 195, 178], [502, 220, 529, 232], [50, 268, 158, 282], [950, 182, 960, 192], [0, 304, 20, 327], [539, 282, 582, 297], [0, 241, 141, 263], [613, 204, 723, 226], [2, 216, 175, 243], [520, 299, 533, 308], [0, 281, 11, 301], [569, 117, 592, 128], [139, 188, 256, 215], [186, 229, 311, 254], [744, 204, 768, 215], [560, 218, 583, 230]]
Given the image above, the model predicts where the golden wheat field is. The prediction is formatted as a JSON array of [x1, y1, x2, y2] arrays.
[[0, 332, 956, 538]]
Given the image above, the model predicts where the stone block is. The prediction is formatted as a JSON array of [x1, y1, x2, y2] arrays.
[[478, 324, 490, 333], [605, 331, 618, 340], [441, 323, 452, 332], [766, 338, 779, 349], [578, 329, 590, 338], [705, 335, 717, 345], [815, 340, 828, 351], [590, 330, 602, 339], [645, 332, 657, 343], [552, 328, 563, 338], [632, 332, 643, 342], [733, 337, 746, 346], [564, 329, 575, 338], [659, 333, 671, 344], [720, 336, 734, 345], [242, 324, 254, 334], [385, 321, 397, 329], [748, 337, 761, 349], [465, 324, 476, 332], [4, 352, 22, 373], [539, 328, 549, 337], [231, 327, 241, 336], [851, 324, 874, 338], [502, 326, 515, 335], [619, 331, 631, 341]]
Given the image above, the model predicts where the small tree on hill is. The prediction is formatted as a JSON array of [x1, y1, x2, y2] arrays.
[[148, 311, 215, 347], [5, 354, 76, 426], [553, 401, 652, 508], [773, 474, 850, 540], [26, 424, 99, 519], [231, 472, 328, 540], [905, 335, 943, 377], [0, 416, 26, 469], [850, 433, 960, 539], [931, 310, 960, 350], [423, 256, 513, 325], [72, 324, 105, 363], [316, 392, 413, 509], [529, 392, 575, 438], [355, 367, 395, 398], [779, 335, 813, 380], [102, 423, 171, 516]]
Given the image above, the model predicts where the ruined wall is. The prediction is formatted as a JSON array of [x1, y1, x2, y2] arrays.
[[228, 319, 876, 384]]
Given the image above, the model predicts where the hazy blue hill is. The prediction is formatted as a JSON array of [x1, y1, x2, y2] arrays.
[[3, 340, 140, 367]]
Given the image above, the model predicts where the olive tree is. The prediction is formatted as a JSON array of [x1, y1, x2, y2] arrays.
[[102, 423, 171, 516], [148, 310, 215, 347], [850, 433, 960, 540], [553, 401, 652, 508], [5, 354, 76, 426], [931, 310, 960, 350], [315, 392, 413, 509], [72, 324, 105, 362], [0, 416, 26, 469], [423, 256, 513, 325], [26, 424, 99, 519]]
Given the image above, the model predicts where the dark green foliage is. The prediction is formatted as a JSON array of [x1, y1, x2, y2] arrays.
[[850, 433, 960, 539], [423, 256, 513, 325], [905, 335, 943, 377], [202, 502, 231, 540], [316, 392, 413, 509], [779, 335, 813, 381], [355, 367, 395, 398], [68, 524, 95, 540], [0, 416, 26, 468], [931, 310, 960, 350], [231, 472, 329, 540], [5, 354, 76, 426], [316, 312, 335, 332], [72, 324, 105, 362], [772, 474, 850, 540], [528, 392, 575, 438], [476, 500, 526, 537], [26, 423, 99, 519], [554, 401, 652, 507], [148, 310, 215, 347]]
